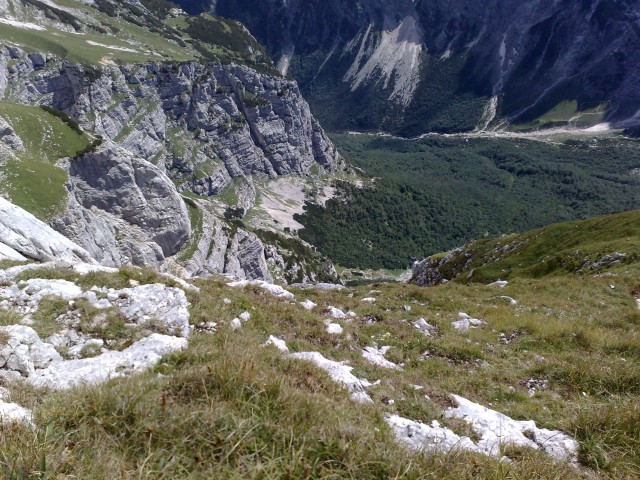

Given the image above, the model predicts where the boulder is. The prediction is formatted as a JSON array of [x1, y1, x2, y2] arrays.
[[289, 351, 373, 403], [0, 325, 62, 376], [110, 284, 192, 338], [0, 197, 95, 264], [29, 333, 188, 390]]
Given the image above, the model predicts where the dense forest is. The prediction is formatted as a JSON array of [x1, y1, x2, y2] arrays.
[[294, 134, 640, 269]]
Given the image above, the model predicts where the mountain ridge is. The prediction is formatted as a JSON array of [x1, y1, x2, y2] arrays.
[[186, 0, 640, 136]]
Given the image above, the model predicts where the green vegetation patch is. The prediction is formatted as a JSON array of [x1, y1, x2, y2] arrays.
[[0, 0, 276, 69], [513, 100, 607, 131], [0, 22, 173, 65], [0, 103, 89, 160], [31, 295, 69, 339], [0, 102, 93, 219], [294, 134, 640, 269], [177, 198, 204, 262], [3, 157, 68, 220], [185, 14, 277, 74], [418, 209, 640, 284], [216, 176, 246, 206], [139, 0, 179, 19], [0, 0, 194, 65]]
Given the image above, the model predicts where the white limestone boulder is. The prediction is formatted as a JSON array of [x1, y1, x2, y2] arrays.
[[362, 346, 401, 370], [109, 284, 192, 338], [29, 333, 188, 390], [444, 394, 579, 463], [0, 399, 33, 427], [386, 415, 481, 454], [0, 242, 26, 261], [227, 279, 294, 299], [263, 335, 289, 353], [289, 351, 373, 403], [0, 325, 62, 376], [0, 197, 96, 264], [452, 313, 487, 333]]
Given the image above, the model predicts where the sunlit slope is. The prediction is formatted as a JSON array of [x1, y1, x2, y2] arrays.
[[413, 210, 640, 285], [0, 0, 273, 69], [0, 102, 91, 219]]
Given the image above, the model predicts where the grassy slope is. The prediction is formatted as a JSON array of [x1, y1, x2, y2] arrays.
[[0, 1, 274, 68], [512, 100, 608, 131], [426, 209, 640, 284], [1, 252, 640, 477], [0, 0, 193, 64], [0, 21, 189, 64], [0, 102, 90, 219]]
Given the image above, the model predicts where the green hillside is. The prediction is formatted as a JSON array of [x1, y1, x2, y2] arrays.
[[414, 209, 640, 285], [0, 102, 91, 219], [0, 0, 274, 70]]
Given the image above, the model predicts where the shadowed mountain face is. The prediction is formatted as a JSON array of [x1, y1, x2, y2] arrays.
[[175, 0, 640, 136]]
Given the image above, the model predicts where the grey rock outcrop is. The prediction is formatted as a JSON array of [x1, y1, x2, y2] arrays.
[[110, 284, 192, 338], [180, 208, 272, 281], [0, 196, 96, 264], [0, 325, 62, 377], [410, 258, 444, 287], [178, 203, 339, 283], [224, 229, 272, 282], [52, 142, 191, 268], [0, 116, 24, 151], [411, 247, 471, 287]]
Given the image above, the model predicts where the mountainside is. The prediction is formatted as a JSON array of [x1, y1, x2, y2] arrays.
[[184, 0, 640, 136], [0, 0, 342, 283], [1, 210, 640, 477], [1, 4, 640, 476], [411, 209, 640, 285]]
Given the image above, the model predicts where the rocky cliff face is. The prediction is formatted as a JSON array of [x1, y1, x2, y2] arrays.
[[0, 42, 339, 281], [51, 143, 191, 269], [189, 0, 640, 136], [0, 197, 95, 264], [179, 206, 273, 282], [0, 48, 337, 197]]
